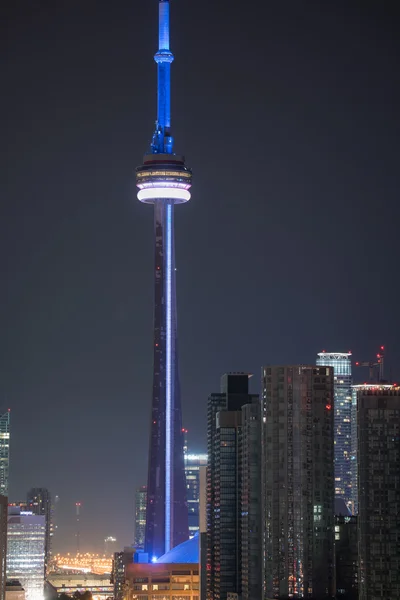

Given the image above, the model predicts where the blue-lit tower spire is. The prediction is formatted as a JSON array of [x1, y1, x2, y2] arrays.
[[136, 0, 191, 558]]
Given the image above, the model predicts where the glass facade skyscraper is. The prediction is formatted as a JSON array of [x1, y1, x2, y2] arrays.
[[7, 506, 46, 600], [316, 352, 352, 510], [134, 486, 147, 550], [184, 453, 207, 538], [27, 488, 52, 576], [0, 495, 7, 600], [0, 412, 10, 497], [206, 373, 261, 600]]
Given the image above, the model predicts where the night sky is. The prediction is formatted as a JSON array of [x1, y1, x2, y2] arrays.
[[2, 0, 399, 552]]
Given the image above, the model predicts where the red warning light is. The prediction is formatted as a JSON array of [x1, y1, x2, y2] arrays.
[[355, 362, 359, 366], [325, 404, 332, 410]]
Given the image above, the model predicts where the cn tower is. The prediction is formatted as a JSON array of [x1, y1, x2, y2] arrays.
[[136, 0, 190, 558]]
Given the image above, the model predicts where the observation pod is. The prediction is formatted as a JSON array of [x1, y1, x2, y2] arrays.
[[136, 154, 192, 204]]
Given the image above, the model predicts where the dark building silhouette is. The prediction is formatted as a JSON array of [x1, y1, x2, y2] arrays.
[[335, 513, 358, 600], [112, 547, 134, 600], [262, 365, 335, 599], [206, 373, 261, 600], [355, 385, 400, 600], [27, 488, 52, 575]]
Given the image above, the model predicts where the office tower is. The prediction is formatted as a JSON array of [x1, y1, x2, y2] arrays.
[[0, 496, 7, 600], [354, 384, 400, 600], [112, 547, 134, 600], [7, 506, 45, 600], [26, 488, 52, 575], [134, 486, 147, 550], [0, 412, 10, 497], [262, 365, 335, 599], [316, 352, 352, 510], [335, 513, 358, 600], [184, 452, 208, 537], [104, 536, 117, 556], [135, 0, 191, 559], [198, 465, 207, 600], [206, 373, 261, 600]]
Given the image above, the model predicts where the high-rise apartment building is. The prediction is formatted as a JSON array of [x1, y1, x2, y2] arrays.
[[206, 373, 261, 600], [0, 412, 10, 497], [316, 352, 352, 510], [26, 488, 52, 575], [134, 486, 147, 550], [262, 365, 335, 599], [184, 453, 207, 538], [7, 506, 46, 600], [112, 547, 134, 600], [354, 384, 400, 600], [0, 495, 7, 600], [136, 0, 190, 559]]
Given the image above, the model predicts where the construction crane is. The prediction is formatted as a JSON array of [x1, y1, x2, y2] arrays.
[[354, 345, 385, 382]]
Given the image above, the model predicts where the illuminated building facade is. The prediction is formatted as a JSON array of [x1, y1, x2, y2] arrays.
[[184, 454, 207, 538], [206, 374, 261, 600], [136, 0, 191, 559], [125, 535, 199, 600], [0, 412, 10, 497], [0, 495, 7, 600], [46, 573, 113, 599], [27, 488, 52, 576], [316, 352, 352, 510], [6, 506, 45, 600], [355, 385, 400, 600], [262, 366, 335, 599], [134, 486, 147, 550]]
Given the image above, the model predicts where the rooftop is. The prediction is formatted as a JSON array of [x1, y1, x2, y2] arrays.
[[156, 533, 199, 564]]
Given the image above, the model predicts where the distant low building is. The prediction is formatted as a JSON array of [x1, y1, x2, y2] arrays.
[[45, 573, 112, 599], [5, 581, 25, 600]]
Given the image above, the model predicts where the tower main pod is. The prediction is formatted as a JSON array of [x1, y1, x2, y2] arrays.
[[136, 0, 191, 558]]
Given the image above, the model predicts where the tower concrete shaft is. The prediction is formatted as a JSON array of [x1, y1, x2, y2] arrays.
[[136, 0, 191, 558]]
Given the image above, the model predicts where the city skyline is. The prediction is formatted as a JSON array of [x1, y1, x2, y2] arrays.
[[2, 0, 400, 551]]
